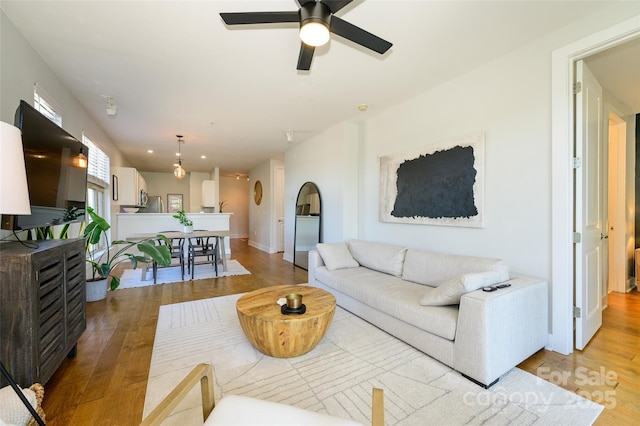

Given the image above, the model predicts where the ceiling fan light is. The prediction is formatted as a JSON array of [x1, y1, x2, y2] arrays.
[[300, 21, 330, 46]]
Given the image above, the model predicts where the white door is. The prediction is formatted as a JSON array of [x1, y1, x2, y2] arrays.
[[275, 167, 285, 252], [574, 60, 604, 350]]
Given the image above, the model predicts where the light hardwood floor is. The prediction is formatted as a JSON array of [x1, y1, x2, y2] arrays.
[[41, 239, 639, 425]]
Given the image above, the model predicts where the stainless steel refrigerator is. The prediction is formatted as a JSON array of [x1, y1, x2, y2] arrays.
[[137, 195, 164, 213]]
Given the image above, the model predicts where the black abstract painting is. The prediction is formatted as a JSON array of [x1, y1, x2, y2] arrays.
[[391, 145, 478, 219], [379, 132, 484, 227]]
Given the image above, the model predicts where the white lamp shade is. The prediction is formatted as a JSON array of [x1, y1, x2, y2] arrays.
[[0, 121, 31, 215]]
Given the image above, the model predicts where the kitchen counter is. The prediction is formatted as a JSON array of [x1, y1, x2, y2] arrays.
[[116, 213, 233, 256]]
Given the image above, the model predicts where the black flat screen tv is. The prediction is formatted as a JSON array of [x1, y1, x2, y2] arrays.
[[1, 100, 88, 231]]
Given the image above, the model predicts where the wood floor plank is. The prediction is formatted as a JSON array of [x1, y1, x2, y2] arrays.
[[518, 291, 640, 425], [40, 239, 639, 425]]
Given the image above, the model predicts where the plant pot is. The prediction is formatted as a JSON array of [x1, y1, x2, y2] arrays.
[[86, 278, 108, 302], [184, 225, 193, 234]]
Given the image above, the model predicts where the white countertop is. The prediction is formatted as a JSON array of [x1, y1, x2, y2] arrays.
[[116, 212, 233, 216], [116, 213, 232, 255]]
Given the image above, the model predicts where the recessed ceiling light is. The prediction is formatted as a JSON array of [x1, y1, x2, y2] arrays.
[[358, 104, 368, 112], [147, 150, 153, 153], [176, 152, 181, 156], [201, 155, 206, 159]]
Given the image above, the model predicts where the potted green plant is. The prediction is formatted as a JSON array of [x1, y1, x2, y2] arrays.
[[83, 207, 171, 301], [172, 210, 193, 233]]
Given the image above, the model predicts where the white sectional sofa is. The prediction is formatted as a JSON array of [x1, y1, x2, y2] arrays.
[[308, 239, 548, 388]]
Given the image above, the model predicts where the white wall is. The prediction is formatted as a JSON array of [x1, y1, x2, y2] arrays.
[[249, 158, 284, 253], [285, 53, 553, 278], [284, 122, 360, 262], [362, 43, 552, 278], [283, 5, 640, 346], [0, 11, 128, 239], [248, 160, 272, 252], [220, 175, 249, 238], [140, 171, 191, 212]]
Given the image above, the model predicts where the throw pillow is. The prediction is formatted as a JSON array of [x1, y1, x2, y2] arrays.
[[347, 239, 407, 277], [316, 242, 359, 271], [0, 383, 45, 426], [419, 271, 506, 306]]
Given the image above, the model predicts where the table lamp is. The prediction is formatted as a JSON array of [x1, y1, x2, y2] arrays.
[[0, 121, 31, 216]]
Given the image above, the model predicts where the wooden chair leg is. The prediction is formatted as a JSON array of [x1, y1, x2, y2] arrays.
[[213, 238, 219, 276], [139, 363, 215, 426], [372, 388, 384, 426]]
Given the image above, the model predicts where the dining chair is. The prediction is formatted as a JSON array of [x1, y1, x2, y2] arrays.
[[187, 231, 218, 279], [153, 232, 185, 283]]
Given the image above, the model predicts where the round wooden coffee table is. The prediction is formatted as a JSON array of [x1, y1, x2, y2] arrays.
[[236, 285, 336, 358]]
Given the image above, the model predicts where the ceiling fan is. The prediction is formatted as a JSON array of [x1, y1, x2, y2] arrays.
[[220, 0, 392, 70]]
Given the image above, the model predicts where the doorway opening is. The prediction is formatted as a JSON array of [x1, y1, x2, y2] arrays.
[[607, 112, 628, 295], [550, 15, 640, 355]]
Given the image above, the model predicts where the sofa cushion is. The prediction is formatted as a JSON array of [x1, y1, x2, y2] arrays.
[[347, 240, 407, 277], [315, 266, 458, 340], [419, 271, 506, 306], [316, 242, 359, 271], [402, 248, 509, 287]]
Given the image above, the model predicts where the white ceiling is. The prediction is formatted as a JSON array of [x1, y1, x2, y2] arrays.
[[2, 1, 637, 176], [585, 36, 640, 113]]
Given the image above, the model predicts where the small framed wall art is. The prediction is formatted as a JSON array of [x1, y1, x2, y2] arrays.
[[167, 193, 183, 213]]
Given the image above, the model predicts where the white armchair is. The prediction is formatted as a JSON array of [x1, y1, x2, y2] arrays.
[[140, 364, 384, 426]]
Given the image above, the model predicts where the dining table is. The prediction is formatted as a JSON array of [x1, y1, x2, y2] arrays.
[[126, 230, 231, 281]]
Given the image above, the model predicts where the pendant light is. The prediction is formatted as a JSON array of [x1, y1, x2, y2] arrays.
[[174, 135, 186, 179], [73, 147, 88, 168]]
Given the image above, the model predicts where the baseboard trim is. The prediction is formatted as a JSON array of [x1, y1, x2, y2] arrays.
[[248, 240, 272, 253], [626, 278, 637, 293]]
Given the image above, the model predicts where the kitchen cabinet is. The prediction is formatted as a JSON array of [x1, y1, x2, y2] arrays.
[[202, 180, 217, 208], [113, 166, 145, 206]]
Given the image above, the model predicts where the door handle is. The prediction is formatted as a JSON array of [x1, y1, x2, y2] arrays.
[[600, 233, 608, 240]]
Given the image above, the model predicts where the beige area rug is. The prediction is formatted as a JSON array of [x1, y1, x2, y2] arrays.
[[117, 260, 250, 289], [143, 293, 603, 425]]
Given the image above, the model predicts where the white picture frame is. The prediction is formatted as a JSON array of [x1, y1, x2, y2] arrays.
[[379, 132, 485, 228]]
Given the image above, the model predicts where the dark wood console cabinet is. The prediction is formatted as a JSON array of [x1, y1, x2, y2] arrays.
[[0, 238, 86, 387]]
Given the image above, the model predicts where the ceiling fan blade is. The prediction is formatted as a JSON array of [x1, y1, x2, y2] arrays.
[[297, 43, 315, 70], [220, 11, 299, 25], [330, 16, 392, 54], [323, 0, 354, 14]]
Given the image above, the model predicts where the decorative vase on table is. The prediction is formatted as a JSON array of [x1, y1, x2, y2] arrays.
[[86, 278, 108, 302], [173, 210, 193, 234]]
